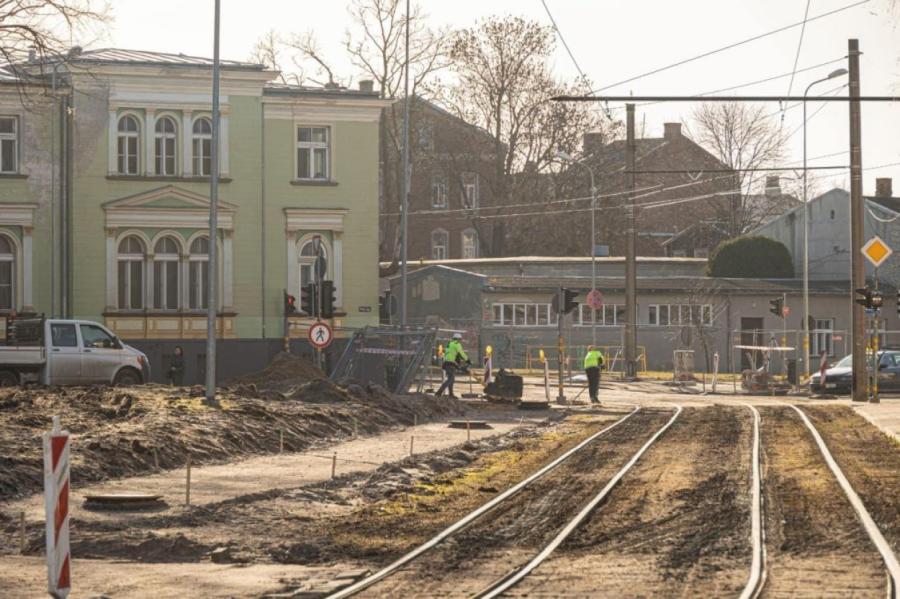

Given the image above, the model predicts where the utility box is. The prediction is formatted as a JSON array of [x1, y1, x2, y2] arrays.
[[674, 349, 695, 381]]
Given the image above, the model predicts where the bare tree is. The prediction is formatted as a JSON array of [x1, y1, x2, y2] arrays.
[[686, 102, 788, 235], [250, 30, 294, 84], [0, 1, 106, 68], [286, 31, 346, 88]]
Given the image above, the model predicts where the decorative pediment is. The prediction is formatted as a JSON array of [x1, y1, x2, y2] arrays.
[[103, 185, 236, 230]]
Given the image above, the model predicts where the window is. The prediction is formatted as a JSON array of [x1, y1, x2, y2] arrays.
[[462, 230, 478, 259], [0, 235, 14, 310], [812, 318, 834, 357], [117, 235, 145, 309], [153, 236, 180, 310], [80, 324, 116, 349], [461, 173, 478, 208], [417, 124, 433, 150], [577, 304, 623, 326], [0, 116, 17, 174], [117, 115, 140, 175], [189, 236, 210, 310], [192, 117, 212, 176], [431, 229, 448, 260], [299, 238, 327, 291], [648, 304, 713, 326], [154, 116, 177, 176], [432, 179, 448, 208], [297, 126, 329, 180], [491, 303, 555, 327], [50, 323, 77, 348]]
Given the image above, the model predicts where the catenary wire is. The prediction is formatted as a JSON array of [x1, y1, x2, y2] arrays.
[[783, 0, 813, 123]]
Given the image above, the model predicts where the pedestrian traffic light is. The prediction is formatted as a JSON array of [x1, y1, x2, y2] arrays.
[[768, 297, 783, 318], [283, 291, 296, 316], [300, 283, 316, 315], [320, 280, 336, 318]]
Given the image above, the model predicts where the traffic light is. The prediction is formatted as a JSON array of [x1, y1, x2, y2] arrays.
[[561, 288, 579, 315], [283, 291, 296, 316], [768, 296, 783, 318], [872, 290, 884, 309], [320, 280, 336, 318], [300, 283, 316, 315], [856, 286, 879, 309]]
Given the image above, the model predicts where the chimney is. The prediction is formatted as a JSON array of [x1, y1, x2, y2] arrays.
[[765, 175, 781, 198], [582, 132, 604, 156], [876, 177, 893, 198], [358, 79, 374, 93], [663, 122, 682, 140]]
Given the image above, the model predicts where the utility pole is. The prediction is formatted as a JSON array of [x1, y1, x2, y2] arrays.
[[399, 0, 411, 329], [624, 104, 637, 379], [848, 39, 866, 402], [205, 0, 221, 402], [557, 287, 566, 404]]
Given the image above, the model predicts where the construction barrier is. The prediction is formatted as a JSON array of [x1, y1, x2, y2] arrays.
[[525, 345, 648, 374], [43, 415, 71, 598]]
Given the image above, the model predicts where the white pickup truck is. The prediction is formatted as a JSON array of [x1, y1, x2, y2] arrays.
[[0, 317, 150, 386]]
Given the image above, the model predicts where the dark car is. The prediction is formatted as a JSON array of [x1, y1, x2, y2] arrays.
[[809, 350, 900, 394]]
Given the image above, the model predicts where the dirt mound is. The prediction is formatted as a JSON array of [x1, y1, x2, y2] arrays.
[[230, 352, 324, 389], [0, 381, 465, 501]]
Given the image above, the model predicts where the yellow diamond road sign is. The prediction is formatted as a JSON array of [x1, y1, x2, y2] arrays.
[[862, 235, 892, 267]]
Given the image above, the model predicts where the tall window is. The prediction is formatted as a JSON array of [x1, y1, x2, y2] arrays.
[[0, 117, 18, 174], [461, 173, 478, 209], [812, 318, 835, 357], [189, 236, 209, 310], [117, 235, 145, 309], [154, 116, 177, 176], [296, 126, 329, 180], [299, 238, 327, 292], [432, 178, 448, 208], [0, 235, 15, 310], [431, 229, 448, 260], [192, 117, 212, 176], [117, 115, 140, 175], [153, 237, 180, 310], [462, 229, 478, 259]]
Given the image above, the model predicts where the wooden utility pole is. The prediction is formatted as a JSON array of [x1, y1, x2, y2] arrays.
[[849, 39, 866, 402], [625, 104, 637, 379], [556, 288, 566, 403]]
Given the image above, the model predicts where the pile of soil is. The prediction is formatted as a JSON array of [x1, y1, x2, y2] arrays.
[[228, 352, 324, 390], [0, 379, 464, 501]]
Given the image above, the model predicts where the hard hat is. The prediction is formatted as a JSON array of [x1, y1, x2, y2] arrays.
[[452, 333, 462, 340]]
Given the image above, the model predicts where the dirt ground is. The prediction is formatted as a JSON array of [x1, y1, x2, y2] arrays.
[[760, 406, 887, 598]]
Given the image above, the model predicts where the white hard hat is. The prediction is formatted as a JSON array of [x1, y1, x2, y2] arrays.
[[452, 333, 462, 340]]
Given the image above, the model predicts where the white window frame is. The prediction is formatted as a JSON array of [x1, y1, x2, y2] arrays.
[[152, 236, 181, 310], [117, 235, 146, 310], [461, 229, 478, 259], [491, 302, 555, 327], [188, 236, 209, 310], [154, 115, 178, 176], [648, 303, 713, 326], [431, 229, 449, 260], [812, 318, 835, 357], [298, 237, 329, 294], [0, 116, 18, 174], [0, 233, 15, 310], [117, 114, 141, 175], [432, 179, 448, 209], [296, 125, 330, 181], [192, 116, 213, 177], [461, 173, 479, 209]]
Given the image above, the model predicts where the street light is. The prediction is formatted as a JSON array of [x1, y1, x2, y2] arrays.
[[803, 67, 847, 388], [555, 150, 599, 345]]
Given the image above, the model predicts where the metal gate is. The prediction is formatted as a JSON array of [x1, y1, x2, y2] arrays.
[[329, 326, 437, 394]]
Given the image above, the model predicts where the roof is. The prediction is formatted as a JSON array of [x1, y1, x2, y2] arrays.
[[483, 275, 856, 294], [68, 48, 265, 70], [379, 256, 708, 269], [263, 81, 380, 99], [386, 263, 488, 282]]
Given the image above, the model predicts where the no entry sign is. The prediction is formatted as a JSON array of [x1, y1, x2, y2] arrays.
[[308, 322, 333, 349]]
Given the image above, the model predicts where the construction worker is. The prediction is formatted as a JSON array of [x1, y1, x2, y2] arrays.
[[584, 345, 605, 404], [436, 333, 469, 398]]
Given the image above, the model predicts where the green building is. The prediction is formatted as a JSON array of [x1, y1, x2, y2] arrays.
[[0, 49, 384, 382]]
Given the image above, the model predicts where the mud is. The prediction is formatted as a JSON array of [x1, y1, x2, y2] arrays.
[[760, 406, 886, 597], [0, 379, 464, 501]]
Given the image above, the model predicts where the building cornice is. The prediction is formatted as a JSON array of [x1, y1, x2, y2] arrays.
[[284, 208, 349, 232]]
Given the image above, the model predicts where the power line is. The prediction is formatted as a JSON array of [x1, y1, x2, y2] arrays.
[[782, 85, 848, 143], [589, 0, 869, 94], [783, 0, 813, 123]]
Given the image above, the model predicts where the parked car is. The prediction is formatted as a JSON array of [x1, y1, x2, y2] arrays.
[[0, 317, 150, 386], [809, 349, 900, 394]]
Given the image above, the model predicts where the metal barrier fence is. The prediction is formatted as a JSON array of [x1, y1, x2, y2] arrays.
[[330, 326, 437, 394], [525, 345, 648, 375]]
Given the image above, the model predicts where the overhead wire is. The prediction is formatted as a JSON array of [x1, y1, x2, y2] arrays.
[[783, 0, 813, 123]]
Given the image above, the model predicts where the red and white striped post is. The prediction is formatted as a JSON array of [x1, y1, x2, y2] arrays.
[[43, 415, 71, 598], [483, 345, 493, 387]]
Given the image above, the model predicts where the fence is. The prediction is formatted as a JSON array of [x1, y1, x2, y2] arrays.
[[329, 326, 437, 394], [524, 345, 648, 376]]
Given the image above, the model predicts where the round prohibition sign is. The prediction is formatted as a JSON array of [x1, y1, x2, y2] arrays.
[[308, 321, 333, 349]]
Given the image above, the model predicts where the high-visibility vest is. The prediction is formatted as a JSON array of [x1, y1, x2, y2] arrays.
[[584, 350, 604, 369], [445, 340, 468, 364]]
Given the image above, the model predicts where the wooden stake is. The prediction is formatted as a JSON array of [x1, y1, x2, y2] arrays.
[[331, 452, 337, 479], [185, 455, 192, 507], [354, 419, 359, 438], [279, 429, 284, 453], [414, 414, 418, 427], [19, 510, 26, 554], [467, 419, 471, 442], [409, 435, 414, 456], [153, 448, 159, 471]]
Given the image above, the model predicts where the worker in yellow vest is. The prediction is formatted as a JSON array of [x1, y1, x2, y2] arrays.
[[583, 345, 605, 404], [436, 333, 469, 398]]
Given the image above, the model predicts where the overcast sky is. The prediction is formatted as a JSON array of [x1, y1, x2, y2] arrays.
[[102, 0, 900, 195]]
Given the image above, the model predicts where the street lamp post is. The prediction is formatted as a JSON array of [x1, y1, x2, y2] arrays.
[[555, 151, 598, 345], [802, 68, 847, 389]]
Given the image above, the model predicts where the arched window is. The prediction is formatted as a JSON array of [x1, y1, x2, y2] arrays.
[[0, 234, 15, 310], [298, 238, 327, 291], [189, 236, 210, 310], [153, 236, 180, 310], [461, 229, 478, 259], [431, 229, 449, 260], [192, 117, 212, 176], [117, 115, 140, 175], [154, 116, 177, 176], [117, 235, 145, 309]]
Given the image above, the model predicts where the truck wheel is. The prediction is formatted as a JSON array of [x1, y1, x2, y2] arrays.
[[114, 368, 141, 387], [0, 370, 17, 387]]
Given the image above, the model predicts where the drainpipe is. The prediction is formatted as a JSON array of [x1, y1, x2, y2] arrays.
[[260, 101, 266, 338], [61, 90, 72, 318]]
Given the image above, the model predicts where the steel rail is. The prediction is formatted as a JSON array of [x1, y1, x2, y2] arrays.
[[790, 405, 900, 597], [475, 405, 683, 599], [739, 404, 766, 599], [327, 405, 642, 599]]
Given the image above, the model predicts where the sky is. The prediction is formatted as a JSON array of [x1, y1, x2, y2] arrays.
[[99, 0, 900, 196]]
